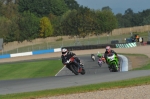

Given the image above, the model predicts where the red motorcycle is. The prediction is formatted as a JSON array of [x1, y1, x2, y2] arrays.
[[65, 57, 85, 75]]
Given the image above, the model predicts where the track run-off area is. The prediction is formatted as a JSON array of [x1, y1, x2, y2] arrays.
[[0, 46, 150, 95]]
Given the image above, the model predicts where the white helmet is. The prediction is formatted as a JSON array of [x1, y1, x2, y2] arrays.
[[106, 46, 111, 50], [61, 48, 68, 55], [106, 46, 111, 52]]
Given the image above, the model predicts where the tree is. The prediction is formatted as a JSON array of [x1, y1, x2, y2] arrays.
[[4, 19, 20, 43], [123, 8, 134, 27], [142, 15, 150, 25], [60, 10, 78, 36], [76, 6, 95, 37], [39, 17, 54, 37], [48, 14, 61, 36], [0, 16, 11, 39], [59, 6, 95, 38], [124, 8, 134, 15], [49, 0, 68, 16], [116, 13, 123, 28], [18, 0, 52, 17], [132, 13, 143, 26], [18, 0, 69, 17], [0, 1, 19, 19], [64, 0, 79, 10], [102, 6, 112, 12], [141, 9, 150, 25], [0, 1, 20, 43], [0, 1, 3, 16], [18, 11, 40, 41], [95, 10, 118, 35]]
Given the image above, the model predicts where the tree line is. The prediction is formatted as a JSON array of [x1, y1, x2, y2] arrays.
[[0, 0, 150, 43]]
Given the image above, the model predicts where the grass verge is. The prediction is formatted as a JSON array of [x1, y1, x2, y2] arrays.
[[0, 75, 150, 99], [0, 53, 150, 99], [133, 63, 150, 70], [120, 53, 150, 70], [0, 59, 62, 80]]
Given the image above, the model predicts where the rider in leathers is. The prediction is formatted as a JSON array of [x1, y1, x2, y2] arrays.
[[104, 46, 119, 69], [61, 48, 83, 72]]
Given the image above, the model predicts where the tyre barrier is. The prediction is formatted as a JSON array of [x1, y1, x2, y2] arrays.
[[111, 40, 119, 44], [115, 42, 137, 48]]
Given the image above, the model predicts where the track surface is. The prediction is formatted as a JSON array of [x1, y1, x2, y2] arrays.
[[0, 55, 150, 95]]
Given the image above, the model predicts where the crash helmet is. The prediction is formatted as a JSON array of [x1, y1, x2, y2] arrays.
[[106, 46, 111, 53], [97, 52, 102, 58], [61, 48, 68, 56]]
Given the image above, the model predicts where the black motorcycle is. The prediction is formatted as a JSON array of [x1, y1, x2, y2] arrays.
[[65, 57, 85, 75]]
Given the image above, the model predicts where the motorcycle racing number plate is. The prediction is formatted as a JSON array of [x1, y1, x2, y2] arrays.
[[108, 55, 115, 61]]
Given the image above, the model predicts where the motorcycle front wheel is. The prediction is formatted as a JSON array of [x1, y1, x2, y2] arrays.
[[70, 64, 79, 75], [112, 64, 119, 72], [80, 68, 85, 75], [98, 62, 102, 67]]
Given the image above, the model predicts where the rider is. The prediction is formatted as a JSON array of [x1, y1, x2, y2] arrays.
[[61, 48, 83, 72], [97, 52, 105, 63], [104, 46, 119, 69]]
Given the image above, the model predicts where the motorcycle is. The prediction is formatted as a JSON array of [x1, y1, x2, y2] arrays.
[[65, 57, 85, 75], [98, 58, 105, 67], [91, 54, 95, 61], [106, 53, 119, 72]]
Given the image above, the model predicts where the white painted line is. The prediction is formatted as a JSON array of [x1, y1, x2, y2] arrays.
[[55, 66, 66, 76], [10, 52, 33, 57], [54, 48, 61, 52]]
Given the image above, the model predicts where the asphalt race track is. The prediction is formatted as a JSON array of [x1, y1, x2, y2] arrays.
[[0, 55, 150, 95]]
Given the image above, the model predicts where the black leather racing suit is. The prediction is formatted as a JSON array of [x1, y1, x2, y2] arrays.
[[61, 51, 81, 70]]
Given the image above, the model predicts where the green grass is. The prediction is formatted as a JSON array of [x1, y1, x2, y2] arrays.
[[133, 63, 150, 70], [0, 53, 150, 99], [119, 53, 150, 70], [118, 53, 149, 57], [0, 59, 62, 80], [1, 76, 150, 99]]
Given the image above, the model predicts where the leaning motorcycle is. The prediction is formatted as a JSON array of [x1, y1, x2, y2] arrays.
[[106, 53, 119, 72], [65, 57, 85, 75]]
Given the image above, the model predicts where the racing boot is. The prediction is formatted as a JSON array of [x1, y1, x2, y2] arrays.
[[80, 62, 84, 66]]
